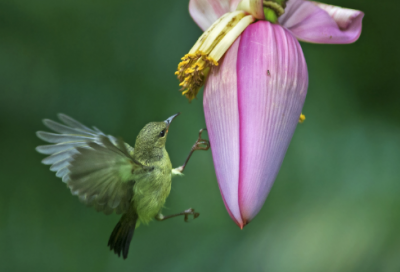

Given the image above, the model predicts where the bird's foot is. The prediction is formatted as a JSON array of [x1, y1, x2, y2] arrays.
[[175, 129, 210, 174], [155, 208, 200, 222], [183, 208, 200, 222], [193, 129, 210, 151]]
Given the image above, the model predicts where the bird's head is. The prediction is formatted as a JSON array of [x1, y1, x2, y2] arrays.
[[135, 113, 180, 151]]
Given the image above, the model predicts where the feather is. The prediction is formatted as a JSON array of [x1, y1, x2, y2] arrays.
[[41, 148, 79, 165], [108, 212, 138, 259], [36, 114, 138, 215], [92, 126, 105, 134], [56, 167, 69, 179], [50, 160, 71, 172], [36, 142, 88, 155], [43, 119, 97, 136], [36, 131, 93, 144], [58, 113, 96, 133]]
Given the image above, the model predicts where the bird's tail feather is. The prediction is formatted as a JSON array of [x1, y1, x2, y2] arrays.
[[108, 213, 138, 259]]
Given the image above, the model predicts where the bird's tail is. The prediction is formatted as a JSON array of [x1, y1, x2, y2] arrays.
[[108, 212, 138, 259]]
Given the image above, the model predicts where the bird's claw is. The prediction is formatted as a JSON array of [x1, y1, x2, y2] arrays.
[[176, 128, 210, 174], [192, 128, 210, 151], [183, 208, 200, 222]]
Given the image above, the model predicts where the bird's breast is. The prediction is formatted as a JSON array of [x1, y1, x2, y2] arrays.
[[132, 159, 172, 223]]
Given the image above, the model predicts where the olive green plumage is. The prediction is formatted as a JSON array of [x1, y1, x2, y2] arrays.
[[132, 122, 174, 224], [36, 113, 183, 259]]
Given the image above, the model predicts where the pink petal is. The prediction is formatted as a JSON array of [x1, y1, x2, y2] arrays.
[[203, 38, 243, 227], [237, 21, 308, 222], [189, 0, 231, 30], [279, 0, 364, 44], [313, 2, 364, 30]]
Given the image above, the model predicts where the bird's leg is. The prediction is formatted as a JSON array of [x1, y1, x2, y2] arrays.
[[173, 128, 210, 173], [155, 208, 200, 222]]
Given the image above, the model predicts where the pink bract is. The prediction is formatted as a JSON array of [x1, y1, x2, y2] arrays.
[[190, 0, 364, 44], [191, 0, 363, 227], [204, 22, 308, 227]]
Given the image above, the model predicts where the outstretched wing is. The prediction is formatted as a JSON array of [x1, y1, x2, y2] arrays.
[[36, 114, 142, 215]]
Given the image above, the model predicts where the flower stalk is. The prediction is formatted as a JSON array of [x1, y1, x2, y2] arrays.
[[263, 0, 286, 22]]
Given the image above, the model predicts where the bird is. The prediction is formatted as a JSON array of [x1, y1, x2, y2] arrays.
[[35, 113, 210, 259]]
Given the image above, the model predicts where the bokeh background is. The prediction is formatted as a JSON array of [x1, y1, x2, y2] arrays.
[[1, 0, 399, 271]]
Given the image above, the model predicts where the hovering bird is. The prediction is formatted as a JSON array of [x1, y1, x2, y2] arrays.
[[36, 113, 209, 259]]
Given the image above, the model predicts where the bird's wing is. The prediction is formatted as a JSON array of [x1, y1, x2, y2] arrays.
[[36, 114, 144, 215]]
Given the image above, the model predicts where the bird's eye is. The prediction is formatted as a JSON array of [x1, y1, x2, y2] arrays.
[[159, 129, 166, 137]]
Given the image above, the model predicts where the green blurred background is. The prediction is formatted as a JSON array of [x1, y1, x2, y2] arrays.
[[1, 0, 399, 271]]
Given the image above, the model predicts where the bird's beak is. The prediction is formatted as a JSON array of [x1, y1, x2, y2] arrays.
[[164, 113, 180, 128]]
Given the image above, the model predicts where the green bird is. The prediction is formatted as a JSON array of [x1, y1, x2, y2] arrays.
[[36, 113, 209, 259]]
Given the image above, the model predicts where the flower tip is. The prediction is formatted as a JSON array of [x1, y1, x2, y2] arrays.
[[234, 221, 244, 229], [239, 219, 249, 230], [230, 215, 249, 229]]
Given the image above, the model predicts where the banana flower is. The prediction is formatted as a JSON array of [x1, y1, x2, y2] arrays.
[[177, 0, 364, 228]]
